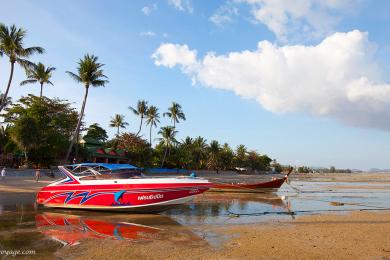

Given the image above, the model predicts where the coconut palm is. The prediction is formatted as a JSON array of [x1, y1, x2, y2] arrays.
[[20, 62, 55, 98], [163, 102, 186, 128], [0, 24, 45, 112], [64, 54, 108, 161], [208, 140, 221, 170], [110, 114, 128, 137], [145, 106, 160, 146], [157, 126, 178, 167], [0, 92, 11, 111], [193, 136, 208, 169], [129, 100, 148, 136]]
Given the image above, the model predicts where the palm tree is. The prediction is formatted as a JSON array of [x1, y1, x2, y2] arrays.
[[110, 114, 128, 137], [145, 106, 160, 146], [20, 62, 55, 98], [208, 140, 221, 170], [129, 100, 148, 136], [193, 136, 208, 169], [0, 24, 45, 112], [163, 102, 186, 128], [64, 54, 108, 161], [157, 126, 178, 167], [0, 92, 11, 111]]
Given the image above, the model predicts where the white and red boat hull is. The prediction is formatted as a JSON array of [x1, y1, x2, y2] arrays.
[[36, 166, 211, 213]]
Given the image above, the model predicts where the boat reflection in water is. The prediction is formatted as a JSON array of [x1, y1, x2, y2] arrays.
[[36, 212, 165, 246]]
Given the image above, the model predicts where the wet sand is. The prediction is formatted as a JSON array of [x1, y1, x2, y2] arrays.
[[1, 173, 390, 259], [61, 211, 390, 260]]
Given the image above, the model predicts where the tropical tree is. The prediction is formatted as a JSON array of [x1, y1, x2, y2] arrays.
[[157, 126, 178, 167], [145, 106, 160, 146], [0, 92, 11, 111], [9, 115, 40, 165], [64, 54, 108, 161], [207, 140, 221, 170], [83, 123, 108, 142], [110, 114, 128, 137], [193, 136, 208, 169], [20, 62, 55, 98], [163, 102, 186, 128], [235, 144, 248, 167], [3, 95, 78, 166], [116, 133, 152, 167], [220, 143, 234, 170], [0, 24, 45, 112], [129, 100, 148, 136]]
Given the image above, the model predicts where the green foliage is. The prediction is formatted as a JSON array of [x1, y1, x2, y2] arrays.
[[83, 123, 108, 142], [20, 62, 55, 97], [109, 114, 128, 136], [163, 102, 186, 128], [9, 115, 40, 164], [0, 24, 44, 112], [2, 95, 78, 166], [129, 100, 148, 136], [116, 133, 152, 167]]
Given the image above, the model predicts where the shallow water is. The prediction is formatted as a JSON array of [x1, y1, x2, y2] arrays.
[[1, 174, 390, 257]]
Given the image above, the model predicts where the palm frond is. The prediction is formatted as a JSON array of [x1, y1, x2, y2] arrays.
[[66, 71, 82, 83], [23, 46, 45, 56], [20, 79, 37, 86]]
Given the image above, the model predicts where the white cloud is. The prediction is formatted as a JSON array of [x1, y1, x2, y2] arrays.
[[236, 0, 352, 41], [141, 4, 157, 16], [140, 31, 157, 37], [168, 0, 193, 13], [152, 43, 197, 70], [152, 30, 390, 131], [210, 2, 239, 26]]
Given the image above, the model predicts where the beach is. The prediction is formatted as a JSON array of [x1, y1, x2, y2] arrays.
[[0, 172, 390, 259]]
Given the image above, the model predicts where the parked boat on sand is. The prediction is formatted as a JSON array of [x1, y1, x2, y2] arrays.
[[36, 163, 211, 213], [209, 168, 293, 193]]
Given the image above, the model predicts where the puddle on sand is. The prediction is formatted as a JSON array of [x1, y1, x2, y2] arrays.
[[1, 176, 390, 257]]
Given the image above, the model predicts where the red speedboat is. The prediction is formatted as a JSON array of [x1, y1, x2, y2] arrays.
[[36, 163, 211, 212]]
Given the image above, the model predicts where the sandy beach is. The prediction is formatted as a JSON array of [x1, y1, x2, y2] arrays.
[[60, 211, 390, 260], [1, 173, 390, 259]]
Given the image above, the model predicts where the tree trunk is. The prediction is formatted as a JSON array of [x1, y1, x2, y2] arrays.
[[40, 82, 43, 98], [149, 124, 152, 147], [161, 145, 168, 168], [136, 116, 143, 136], [24, 149, 28, 166], [65, 85, 89, 162], [117, 126, 119, 137], [0, 61, 15, 113]]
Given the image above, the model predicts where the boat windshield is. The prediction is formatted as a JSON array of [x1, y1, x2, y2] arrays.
[[64, 166, 98, 177], [64, 165, 144, 179]]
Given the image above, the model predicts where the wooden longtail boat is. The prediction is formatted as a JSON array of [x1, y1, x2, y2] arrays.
[[209, 168, 293, 193]]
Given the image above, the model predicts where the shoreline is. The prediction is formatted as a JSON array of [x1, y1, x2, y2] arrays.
[[1, 173, 390, 259]]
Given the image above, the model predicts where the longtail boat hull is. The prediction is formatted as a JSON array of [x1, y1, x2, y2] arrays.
[[210, 177, 286, 193], [209, 168, 293, 193]]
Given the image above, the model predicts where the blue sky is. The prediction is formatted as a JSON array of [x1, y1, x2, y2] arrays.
[[1, 0, 390, 170]]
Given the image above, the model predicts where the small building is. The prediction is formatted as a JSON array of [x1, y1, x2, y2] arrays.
[[79, 138, 129, 164]]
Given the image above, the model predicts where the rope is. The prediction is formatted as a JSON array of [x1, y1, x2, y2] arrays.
[[227, 207, 390, 217]]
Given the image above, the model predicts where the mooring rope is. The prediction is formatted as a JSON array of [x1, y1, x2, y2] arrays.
[[226, 207, 390, 217]]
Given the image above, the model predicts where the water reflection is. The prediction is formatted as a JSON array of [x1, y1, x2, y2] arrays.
[[165, 193, 291, 225], [36, 213, 162, 246]]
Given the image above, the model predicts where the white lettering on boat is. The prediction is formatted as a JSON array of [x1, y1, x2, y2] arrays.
[[137, 194, 164, 200]]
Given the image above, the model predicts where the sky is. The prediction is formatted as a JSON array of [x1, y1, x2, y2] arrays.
[[1, 0, 390, 170]]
